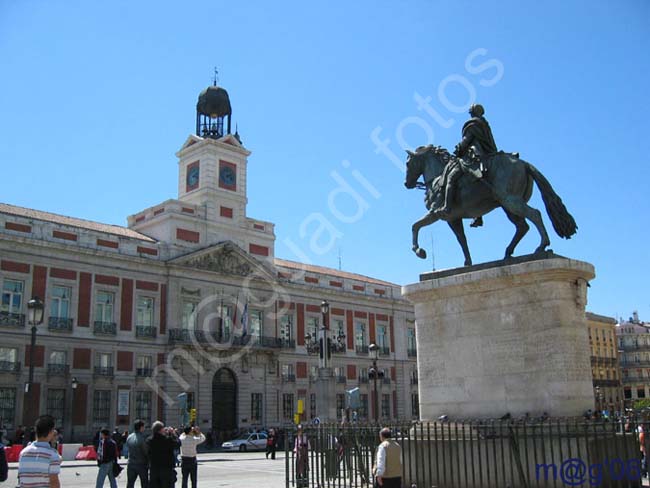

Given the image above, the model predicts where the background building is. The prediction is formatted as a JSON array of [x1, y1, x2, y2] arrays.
[[617, 311, 650, 408], [0, 83, 416, 442], [586, 312, 622, 411]]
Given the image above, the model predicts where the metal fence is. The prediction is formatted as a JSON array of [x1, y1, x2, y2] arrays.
[[284, 418, 649, 488]]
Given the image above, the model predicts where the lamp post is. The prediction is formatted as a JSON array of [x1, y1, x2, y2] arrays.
[[368, 343, 384, 423], [320, 300, 330, 369], [26, 297, 44, 392], [70, 377, 78, 442]]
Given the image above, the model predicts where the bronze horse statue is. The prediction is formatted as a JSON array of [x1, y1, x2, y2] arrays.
[[404, 145, 577, 266]]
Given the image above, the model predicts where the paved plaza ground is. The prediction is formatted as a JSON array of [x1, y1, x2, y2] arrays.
[[7, 451, 287, 488]]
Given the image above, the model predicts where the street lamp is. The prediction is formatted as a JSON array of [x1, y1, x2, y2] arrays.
[[70, 377, 78, 442], [26, 296, 44, 393], [368, 343, 384, 423], [320, 301, 330, 368]]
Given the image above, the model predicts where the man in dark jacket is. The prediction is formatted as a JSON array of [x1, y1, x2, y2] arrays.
[[126, 420, 149, 488], [96, 428, 118, 488], [147, 421, 180, 488], [0, 441, 8, 482]]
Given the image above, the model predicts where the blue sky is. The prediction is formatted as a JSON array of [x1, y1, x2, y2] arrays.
[[1, 0, 648, 321]]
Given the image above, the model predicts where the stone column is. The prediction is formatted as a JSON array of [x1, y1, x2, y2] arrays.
[[315, 368, 337, 422], [402, 255, 595, 419]]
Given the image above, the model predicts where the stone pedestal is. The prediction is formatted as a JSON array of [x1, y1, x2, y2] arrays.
[[315, 367, 337, 422], [402, 254, 596, 419]]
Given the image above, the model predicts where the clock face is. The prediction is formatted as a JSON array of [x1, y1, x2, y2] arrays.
[[186, 166, 200, 188], [219, 166, 236, 187]]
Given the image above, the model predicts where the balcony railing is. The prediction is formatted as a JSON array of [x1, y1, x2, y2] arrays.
[[48, 316, 73, 332], [331, 342, 346, 354], [621, 361, 650, 368], [93, 321, 117, 336], [378, 346, 390, 356], [355, 345, 369, 354], [407, 348, 417, 358], [136, 368, 153, 377], [358, 376, 369, 384], [590, 356, 617, 366], [410, 377, 419, 385], [336, 375, 347, 384], [620, 343, 650, 351], [0, 311, 25, 327], [622, 376, 646, 383], [169, 328, 225, 344], [280, 338, 296, 349], [0, 360, 21, 372], [136, 326, 157, 338], [382, 377, 391, 385], [47, 363, 69, 376], [93, 366, 114, 377], [593, 379, 620, 387], [306, 342, 320, 355], [282, 374, 296, 383]]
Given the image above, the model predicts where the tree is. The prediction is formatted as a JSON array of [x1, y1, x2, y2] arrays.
[[633, 398, 650, 410]]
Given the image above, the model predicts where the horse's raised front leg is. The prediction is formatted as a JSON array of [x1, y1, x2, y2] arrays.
[[411, 211, 438, 259], [502, 208, 530, 259], [447, 219, 472, 266]]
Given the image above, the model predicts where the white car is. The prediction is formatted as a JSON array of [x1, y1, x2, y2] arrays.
[[221, 432, 268, 452]]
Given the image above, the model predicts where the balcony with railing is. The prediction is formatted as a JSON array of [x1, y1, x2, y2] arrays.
[[378, 346, 390, 356], [355, 345, 369, 355], [382, 377, 391, 385], [620, 343, 650, 352], [93, 321, 117, 336], [590, 356, 617, 366], [169, 328, 226, 344], [593, 379, 620, 388], [47, 363, 69, 376], [621, 361, 650, 368], [0, 311, 25, 327], [93, 366, 114, 377], [48, 316, 73, 332], [306, 342, 320, 355], [358, 376, 369, 384], [336, 375, 347, 384], [622, 376, 647, 384], [136, 368, 153, 377], [136, 326, 157, 338], [282, 374, 296, 383], [0, 360, 21, 373], [407, 348, 417, 358], [331, 342, 346, 354]]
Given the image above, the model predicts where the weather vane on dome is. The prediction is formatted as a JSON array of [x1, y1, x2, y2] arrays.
[[212, 67, 219, 86]]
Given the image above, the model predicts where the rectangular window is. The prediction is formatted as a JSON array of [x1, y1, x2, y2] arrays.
[[135, 391, 152, 424], [310, 365, 318, 381], [93, 390, 111, 424], [182, 301, 197, 329], [1, 279, 23, 313], [282, 363, 295, 381], [310, 393, 316, 419], [0, 388, 17, 428], [359, 394, 368, 419], [137, 355, 152, 376], [381, 394, 391, 419], [136, 297, 154, 327], [282, 393, 294, 420], [97, 352, 112, 368], [47, 389, 66, 427], [95, 291, 114, 323], [307, 317, 319, 340], [355, 322, 366, 347], [251, 393, 263, 423], [377, 324, 389, 350], [50, 285, 71, 319], [49, 350, 66, 365], [624, 389, 632, 399], [638, 388, 646, 399], [280, 314, 294, 343], [0, 347, 18, 372], [407, 328, 416, 351], [411, 393, 419, 418], [249, 309, 263, 338], [336, 394, 345, 420]]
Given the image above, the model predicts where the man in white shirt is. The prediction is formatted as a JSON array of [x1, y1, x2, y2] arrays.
[[374, 427, 402, 488], [179, 426, 205, 488]]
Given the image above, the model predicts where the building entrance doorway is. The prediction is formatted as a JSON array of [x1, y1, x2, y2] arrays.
[[212, 368, 237, 443]]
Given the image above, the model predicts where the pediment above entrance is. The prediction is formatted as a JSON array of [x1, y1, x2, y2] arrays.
[[170, 241, 276, 279]]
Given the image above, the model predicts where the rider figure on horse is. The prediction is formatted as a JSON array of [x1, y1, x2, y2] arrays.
[[441, 103, 498, 227]]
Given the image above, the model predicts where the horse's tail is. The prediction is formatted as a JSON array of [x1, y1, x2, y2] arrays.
[[526, 163, 577, 239]]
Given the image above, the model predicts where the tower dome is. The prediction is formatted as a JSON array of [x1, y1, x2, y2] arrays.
[[196, 83, 232, 139]]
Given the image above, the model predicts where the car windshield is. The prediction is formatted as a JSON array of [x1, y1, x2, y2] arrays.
[[236, 435, 250, 440]]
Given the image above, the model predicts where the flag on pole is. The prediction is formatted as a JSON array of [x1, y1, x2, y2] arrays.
[[241, 302, 249, 337]]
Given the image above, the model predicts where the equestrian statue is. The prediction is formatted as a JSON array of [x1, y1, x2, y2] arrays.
[[404, 104, 577, 267]]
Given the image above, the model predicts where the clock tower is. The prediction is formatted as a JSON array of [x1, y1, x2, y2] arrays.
[[128, 83, 275, 260]]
